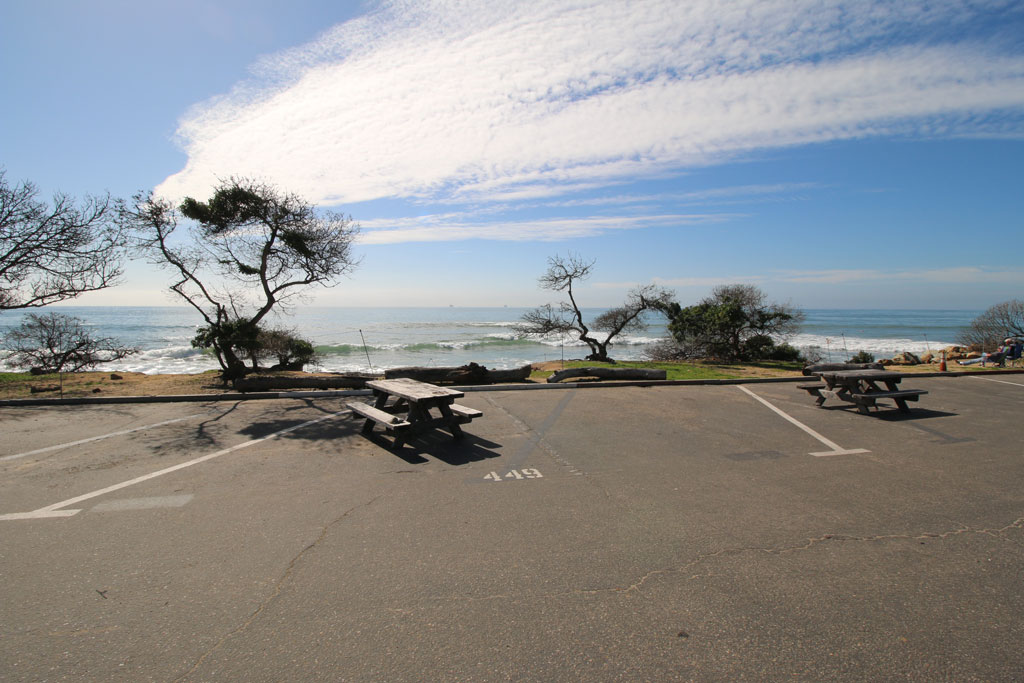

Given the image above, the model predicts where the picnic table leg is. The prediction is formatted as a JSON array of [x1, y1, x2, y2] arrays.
[[437, 403, 464, 439], [359, 391, 388, 435], [883, 380, 912, 413]]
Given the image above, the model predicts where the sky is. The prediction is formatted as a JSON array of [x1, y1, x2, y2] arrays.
[[2, 0, 1023, 311]]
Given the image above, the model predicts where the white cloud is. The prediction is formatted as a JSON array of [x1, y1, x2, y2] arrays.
[[358, 212, 737, 244], [539, 183, 823, 209], [157, 0, 1024, 213]]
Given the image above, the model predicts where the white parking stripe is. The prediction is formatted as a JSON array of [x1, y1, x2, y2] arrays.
[[1, 411, 217, 463], [0, 408, 350, 521], [736, 386, 870, 457], [969, 376, 1024, 388]]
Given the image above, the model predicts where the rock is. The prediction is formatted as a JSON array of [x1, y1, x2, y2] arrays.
[[921, 352, 934, 363], [110, 373, 123, 380], [943, 345, 967, 360]]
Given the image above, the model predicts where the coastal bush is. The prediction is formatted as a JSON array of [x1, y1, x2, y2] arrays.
[[655, 284, 804, 362], [762, 342, 803, 362], [256, 329, 318, 371], [643, 338, 687, 362], [192, 324, 318, 372], [849, 350, 875, 363], [2, 312, 138, 373], [516, 253, 674, 362]]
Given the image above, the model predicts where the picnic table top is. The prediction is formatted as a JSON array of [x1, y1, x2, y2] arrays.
[[366, 378, 465, 402], [813, 369, 904, 382]]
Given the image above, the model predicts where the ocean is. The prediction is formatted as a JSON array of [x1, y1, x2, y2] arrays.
[[0, 306, 978, 374]]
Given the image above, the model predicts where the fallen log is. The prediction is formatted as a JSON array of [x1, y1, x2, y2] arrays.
[[487, 365, 533, 382], [802, 362, 884, 376], [547, 367, 667, 383], [384, 363, 531, 385], [233, 374, 378, 392]]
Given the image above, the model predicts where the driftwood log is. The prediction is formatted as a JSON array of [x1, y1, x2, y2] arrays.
[[802, 362, 884, 376], [233, 373, 378, 392], [384, 363, 531, 385], [547, 367, 667, 383]]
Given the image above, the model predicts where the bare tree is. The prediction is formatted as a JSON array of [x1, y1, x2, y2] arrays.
[[2, 312, 137, 373], [958, 300, 1024, 350], [0, 170, 124, 309], [119, 178, 359, 382], [517, 253, 674, 362]]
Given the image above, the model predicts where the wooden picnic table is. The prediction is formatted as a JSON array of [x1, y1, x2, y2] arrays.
[[798, 369, 927, 414], [347, 378, 482, 447]]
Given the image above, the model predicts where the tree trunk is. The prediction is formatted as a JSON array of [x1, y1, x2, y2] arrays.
[[217, 343, 250, 384], [233, 374, 376, 391], [384, 363, 531, 385], [801, 362, 884, 376], [547, 367, 667, 383]]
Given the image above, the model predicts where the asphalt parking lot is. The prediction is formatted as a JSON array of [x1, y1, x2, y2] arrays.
[[2, 374, 1022, 681]]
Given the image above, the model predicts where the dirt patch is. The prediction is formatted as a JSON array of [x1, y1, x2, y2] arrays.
[[0, 371, 228, 400]]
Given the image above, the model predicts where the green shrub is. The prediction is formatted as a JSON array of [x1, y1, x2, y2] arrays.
[[848, 350, 875, 363]]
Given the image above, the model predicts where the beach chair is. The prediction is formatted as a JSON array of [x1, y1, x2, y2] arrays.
[[1005, 342, 1023, 367]]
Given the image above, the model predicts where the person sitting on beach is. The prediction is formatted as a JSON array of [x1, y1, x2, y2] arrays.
[[958, 339, 1015, 366]]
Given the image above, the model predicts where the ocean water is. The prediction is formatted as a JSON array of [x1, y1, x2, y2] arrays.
[[0, 306, 978, 374]]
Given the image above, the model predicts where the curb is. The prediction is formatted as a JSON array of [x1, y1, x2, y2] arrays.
[[1, 369, 1021, 408]]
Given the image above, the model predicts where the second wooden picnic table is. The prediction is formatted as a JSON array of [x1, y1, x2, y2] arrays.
[[799, 369, 927, 414], [347, 377, 482, 447]]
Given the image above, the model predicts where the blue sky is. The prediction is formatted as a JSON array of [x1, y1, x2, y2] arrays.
[[2, 0, 1023, 310]]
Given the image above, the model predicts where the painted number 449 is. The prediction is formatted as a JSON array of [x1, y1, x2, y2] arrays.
[[484, 468, 543, 482]]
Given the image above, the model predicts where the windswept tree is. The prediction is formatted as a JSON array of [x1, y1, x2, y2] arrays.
[[2, 312, 137, 373], [119, 178, 359, 382], [517, 253, 674, 362], [958, 300, 1024, 350], [0, 169, 124, 309], [656, 284, 804, 361]]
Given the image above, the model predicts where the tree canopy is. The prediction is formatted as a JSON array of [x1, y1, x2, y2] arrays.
[[119, 178, 359, 381], [0, 169, 124, 309], [656, 284, 804, 361], [517, 253, 674, 362]]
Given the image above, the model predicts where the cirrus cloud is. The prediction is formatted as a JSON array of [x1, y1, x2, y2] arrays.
[[156, 0, 1024, 207]]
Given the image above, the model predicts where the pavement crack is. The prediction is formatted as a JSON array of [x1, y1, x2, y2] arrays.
[[174, 495, 381, 682], [384, 518, 1024, 614], [575, 517, 1024, 596]]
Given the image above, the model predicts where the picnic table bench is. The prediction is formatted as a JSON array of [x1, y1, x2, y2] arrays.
[[347, 378, 482, 447], [799, 369, 927, 414]]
